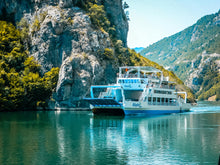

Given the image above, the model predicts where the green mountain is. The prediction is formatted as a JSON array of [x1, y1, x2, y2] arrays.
[[140, 10, 220, 101]]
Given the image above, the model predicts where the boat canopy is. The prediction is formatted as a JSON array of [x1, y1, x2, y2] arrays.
[[119, 66, 163, 78], [120, 66, 162, 74]]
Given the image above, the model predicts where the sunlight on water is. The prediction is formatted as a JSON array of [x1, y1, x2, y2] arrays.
[[191, 101, 220, 113]]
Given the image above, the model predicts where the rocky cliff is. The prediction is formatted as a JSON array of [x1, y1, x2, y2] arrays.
[[0, 0, 129, 108]]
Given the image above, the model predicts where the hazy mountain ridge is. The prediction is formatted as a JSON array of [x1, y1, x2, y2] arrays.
[[140, 10, 220, 101], [132, 47, 144, 53]]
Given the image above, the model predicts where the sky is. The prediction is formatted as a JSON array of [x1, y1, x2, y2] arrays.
[[126, 0, 220, 48]]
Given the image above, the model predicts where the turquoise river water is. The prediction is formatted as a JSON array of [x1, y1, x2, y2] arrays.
[[0, 101, 220, 164]]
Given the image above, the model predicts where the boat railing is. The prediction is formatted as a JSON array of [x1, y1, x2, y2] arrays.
[[147, 84, 175, 90], [160, 84, 175, 90], [119, 74, 139, 78], [98, 92, 107, 98], [119, 74, 160, 79], [91, 85, 121, 99]]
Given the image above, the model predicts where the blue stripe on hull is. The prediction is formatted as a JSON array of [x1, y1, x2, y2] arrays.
[[124, 110, 180, 115]]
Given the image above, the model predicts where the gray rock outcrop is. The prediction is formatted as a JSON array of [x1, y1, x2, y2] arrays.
[[103, 0, 128, 47], [185, 51, 220, 92], [0, 0, 128, 108]]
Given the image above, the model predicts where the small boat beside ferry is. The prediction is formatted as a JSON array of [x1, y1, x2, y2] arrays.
[[85, 66, 191, 115]]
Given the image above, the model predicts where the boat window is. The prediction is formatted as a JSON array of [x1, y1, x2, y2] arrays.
[[124, 90, 143, 101], [161, 98, 164, 103], [131, 79, 133, 83], [148, 97, 152, 104], [122, 80, 124, 83], [154, 90, 172, 95], [118, 79, 121, 83], [153, 97, 156, 105], [157, 98, 160, 103], [169, 98, 172, 103], [134, 79, 136, 83]]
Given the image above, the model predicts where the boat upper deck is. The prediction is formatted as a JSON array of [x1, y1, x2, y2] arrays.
[[118, 66, 162, 77], [117, 66, 175, 90]]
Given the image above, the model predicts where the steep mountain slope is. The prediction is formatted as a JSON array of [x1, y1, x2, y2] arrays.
[[141, 10, 220, 100], [0, 0, 195, 109]]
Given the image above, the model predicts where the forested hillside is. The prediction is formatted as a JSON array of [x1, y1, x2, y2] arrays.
[[141, 10, 220, 101], [0, 21, 59, 111]]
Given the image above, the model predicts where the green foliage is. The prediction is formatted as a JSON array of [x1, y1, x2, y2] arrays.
[[0, 21, 59, 111], [78, 0, 117, 40], [24, 56, 41, 73], [196, 63, 220, 101], [103, 48, 114, 60], [39, 11, 48, 23], [82, 52, 89, 60], [17, 18, 30, 43], [123, 2, 129, 9], [75, 0, 98, 10], [67, 17, 74, 25], [0, 21, 21, 53], [31, 17, 40, 35], [43, 67, 60, 91], [123, 1, 130, 21], [88, 4, 110, 32]]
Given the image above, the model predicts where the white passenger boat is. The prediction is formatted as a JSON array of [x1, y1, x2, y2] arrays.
[[85, 66, 191, 115]]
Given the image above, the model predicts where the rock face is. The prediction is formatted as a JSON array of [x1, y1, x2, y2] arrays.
[[0, 0, 128, 108], [184, 51, 220, 91], [103, 0, 128, 47]]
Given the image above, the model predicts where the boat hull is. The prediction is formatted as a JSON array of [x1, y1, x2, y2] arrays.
[[92, 108, 125, 116], [123, 109, 181, 115], [121, 100, 191, 115], [91, 105, 189, 116]]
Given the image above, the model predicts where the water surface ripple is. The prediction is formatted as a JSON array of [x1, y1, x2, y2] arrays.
[[0, 102, 220, 164]]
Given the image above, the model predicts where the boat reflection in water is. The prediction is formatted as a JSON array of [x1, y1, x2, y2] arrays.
[[89, 113, 220, 164]]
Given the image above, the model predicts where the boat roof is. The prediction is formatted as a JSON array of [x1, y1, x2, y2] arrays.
[[120, 66, 162, 73]]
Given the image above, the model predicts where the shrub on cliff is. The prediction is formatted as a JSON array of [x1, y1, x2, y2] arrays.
[[88, 3, 110, 32], [103, 48, 114, 60], [0, 21, 59, 111]]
